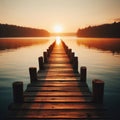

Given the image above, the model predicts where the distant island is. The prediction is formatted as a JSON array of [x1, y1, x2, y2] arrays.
[[0, 23, 50, 37], [77, 22, 120, 38]]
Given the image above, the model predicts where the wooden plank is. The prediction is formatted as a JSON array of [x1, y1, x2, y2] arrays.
[[37, 75, 80, 78], [45, 63, 72, 66], [37, 77, 80, 80], [27, 80, 87, 84], [7, 109, 108, 119], [38, 72, 79, 75], [28, 80, 78, 83], [44, 64, 72, 68], [47, 61, 70, 64], [49, 51, 67, 53], [50, 55, 68, 57], [48, 60, 70, 62], [41, 68, 74, 72], [6, 118, 108, 120], [9, 103, 106, 110], [38, 70, 74, 73], [25, 86, 89, 92], [48, 59, 70, 62], [48, 57, 70, 60], [28, 83, 83, 87], [37, 73, 80, 77], [24, 91, 91, 97], [27, 82, 87, 87], [24, 96, 92, 103]]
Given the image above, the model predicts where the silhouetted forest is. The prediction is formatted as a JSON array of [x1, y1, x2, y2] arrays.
[[77, 22, 120, 38], [0, 24, 50, 37]]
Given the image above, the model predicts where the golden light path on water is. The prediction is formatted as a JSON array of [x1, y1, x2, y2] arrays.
[[56, 36, 61, 45]]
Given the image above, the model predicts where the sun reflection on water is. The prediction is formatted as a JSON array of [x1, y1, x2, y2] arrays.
[[56, 36, 61, 45]]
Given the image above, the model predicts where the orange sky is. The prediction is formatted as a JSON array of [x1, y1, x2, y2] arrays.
[[0, 0, 120, 32]]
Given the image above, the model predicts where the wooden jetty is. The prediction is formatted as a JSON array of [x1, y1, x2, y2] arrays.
[[7, 40, 108, 120]]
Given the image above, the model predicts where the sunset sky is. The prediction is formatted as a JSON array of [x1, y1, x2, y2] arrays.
[[0, 0, 120, 32]]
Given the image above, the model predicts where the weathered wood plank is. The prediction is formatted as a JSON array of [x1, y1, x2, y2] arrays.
[[50, 54, 68, 57], [38, 77, 80, 80], [9, 103, 106, 110], [47, 61, 71, 64], [40, 68, 74, 71], [45, 63, 72, 66], [38, 73, 80, 77], [27, 83, 83, 87], [51, 50, 66, 54], [24, 96, 92, 103], [7, 109, 108, 119], [5, 117, 110, 120], [27, 82, 88, 88], [24, 91, 91, 97], [25, 86, 89, 92], [38, 70, 74, 73], [48, 57, 70, 60]]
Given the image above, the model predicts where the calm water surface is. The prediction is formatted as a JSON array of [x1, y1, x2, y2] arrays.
[[0, 37, 120, 119]]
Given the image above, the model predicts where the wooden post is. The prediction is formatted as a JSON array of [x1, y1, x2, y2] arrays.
[[43, 52, 48, 63], [29, 67, 37, 83], [65, 46, 68, 54], [61, 40, 65, 46], [48, 45, 52, 55], [65, 47, 68, 53], [51, 41, 55, 49], [70, 52, 75, 64], [62, 40, 68, 53], [92, 79, 104, 104], [47, 49, 50, 57], [73, 57, 78, 72], [80, 66, 87, 82], [68, 49, 72, 57], [51, 43, 54, 51], [38, 57, 44, 70], [12, 81, 23, 103]]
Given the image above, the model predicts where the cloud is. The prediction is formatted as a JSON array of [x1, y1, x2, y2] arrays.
[[113, 18, 120, 22]]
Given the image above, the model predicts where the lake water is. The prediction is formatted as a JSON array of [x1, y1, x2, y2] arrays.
[[0, 37, 120, 119]]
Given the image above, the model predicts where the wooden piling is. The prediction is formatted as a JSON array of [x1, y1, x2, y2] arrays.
[[65, 46, 68, 54], [47, 49, 50, 57], [92, 79, 104, 104], [38, 57, 44, 70], [29, 67, 37, 83], [80, 66, 87, 82], [73, 57, 78, 72], [68, 49, 72, 58], [43, 52, 48, 63], [62, 42, 68, 53], [70, 52, 75, 64], [12, 81, 23, 103], [48, 45, 53, 55]]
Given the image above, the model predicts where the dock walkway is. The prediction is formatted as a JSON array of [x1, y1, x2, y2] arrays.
[[7, 40, 107, 120]]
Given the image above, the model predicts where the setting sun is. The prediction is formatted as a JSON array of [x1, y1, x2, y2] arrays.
[[54, 25, 63, 33]]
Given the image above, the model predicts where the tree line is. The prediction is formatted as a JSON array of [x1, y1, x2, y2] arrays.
[[0, 23, 50, 37], [77, 22, 120, 38]]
